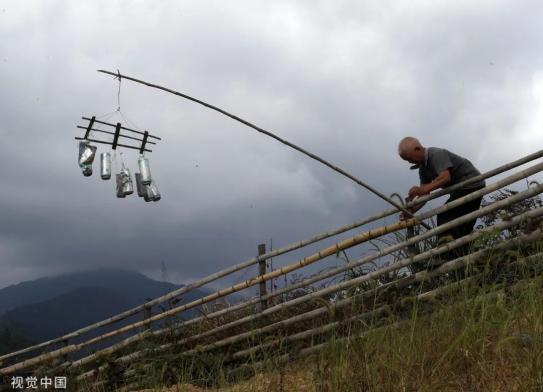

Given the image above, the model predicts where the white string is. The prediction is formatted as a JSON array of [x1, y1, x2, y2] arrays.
[[118, 110, 143, 131], [119, 151, 126, 170]]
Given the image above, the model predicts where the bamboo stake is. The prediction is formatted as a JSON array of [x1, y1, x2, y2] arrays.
[[97, 69, 429, 228], [3, 150, 541, 364], [68, 203, 543, 378]]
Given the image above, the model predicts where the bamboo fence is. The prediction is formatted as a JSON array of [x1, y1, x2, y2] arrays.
[[1, 149, 541, 366], [31, 183, 543, 381], [1, 149, 543, 389], [13, 176, 543, 377]]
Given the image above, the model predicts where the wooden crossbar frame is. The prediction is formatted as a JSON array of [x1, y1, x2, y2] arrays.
[[75, 116, 161, 153]]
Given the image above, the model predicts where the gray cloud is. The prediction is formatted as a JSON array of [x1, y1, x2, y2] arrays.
[[1, 0, 543, 289]]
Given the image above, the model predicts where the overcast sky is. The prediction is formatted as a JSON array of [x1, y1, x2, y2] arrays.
[[1, 0, 543, 290]]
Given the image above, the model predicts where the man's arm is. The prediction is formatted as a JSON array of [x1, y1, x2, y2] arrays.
[[409, 169, 451, 198]]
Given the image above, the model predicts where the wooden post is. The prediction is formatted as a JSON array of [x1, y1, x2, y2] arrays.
[[405, 197, 421, 273], [143, 306, 152, 331], [406, 225, 422, 274], [258, 244, 268, 310]]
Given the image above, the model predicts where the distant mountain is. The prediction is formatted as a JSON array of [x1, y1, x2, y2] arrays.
[[0, 268, 192, 315], [0, 268, 212, 355], [0, 286, 137, 344]]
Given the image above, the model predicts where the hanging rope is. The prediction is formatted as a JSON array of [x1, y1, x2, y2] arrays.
[[115, 69, 122, 112]]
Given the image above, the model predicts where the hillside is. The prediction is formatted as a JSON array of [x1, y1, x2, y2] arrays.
[[119, 272, 543, 392], [0, 269, 211, 354], [0, 268, 189, 315]]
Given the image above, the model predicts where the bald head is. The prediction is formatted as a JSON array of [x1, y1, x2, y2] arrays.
[[398, 136, 425, 164]]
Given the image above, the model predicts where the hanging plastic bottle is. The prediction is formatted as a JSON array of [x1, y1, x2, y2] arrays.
[[115, 174, 126, 198], [145, 179, 161, 202], [138, 155, 152, 185], [100, 152, 112, 180], [115, 167, 133, 198], [78, 141, 97, 177], [121, 167, 134, 195], [135, 173, 146, 197]]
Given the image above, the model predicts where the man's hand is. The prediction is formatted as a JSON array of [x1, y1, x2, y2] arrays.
[[399, 209, 412, 221], [408, 185, 431, 199], [400, 196, 424, 221]]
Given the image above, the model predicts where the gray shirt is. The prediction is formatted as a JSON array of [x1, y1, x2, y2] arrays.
[[417, 147, 485, 194]]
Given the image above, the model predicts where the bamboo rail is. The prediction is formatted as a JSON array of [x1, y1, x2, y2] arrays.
[[125, 227, 543, 363], [162, 200, 543, 349], [4, 179, 542, 376], [2, 150, 543, 386], [66, 196, 543, 378], [27, 180, 543, 376], [2, 149, 540, 365], [0, 217, 410, 374], [66, 162, 543, 350], [106, 243, 543, 384], [227, 270, 543, 379]]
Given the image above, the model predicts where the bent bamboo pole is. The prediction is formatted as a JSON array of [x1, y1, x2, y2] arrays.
[[3, 150, 541, 365], [71, 201, 543, 378], [97, 69, 430, 228]]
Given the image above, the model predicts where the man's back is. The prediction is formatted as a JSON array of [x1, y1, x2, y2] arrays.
[[418, 147, 485, 194]]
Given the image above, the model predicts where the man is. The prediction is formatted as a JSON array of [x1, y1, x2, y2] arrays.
[[398, 137, 485, 262]]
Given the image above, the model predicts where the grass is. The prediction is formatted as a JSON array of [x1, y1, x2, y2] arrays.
[[68, 249, 543, 392]]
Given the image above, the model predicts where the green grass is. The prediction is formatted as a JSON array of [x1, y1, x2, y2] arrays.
[[68, 245, 543, 392]]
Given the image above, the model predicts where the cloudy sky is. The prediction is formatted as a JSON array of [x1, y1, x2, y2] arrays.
[[1, 0, 543, 290]]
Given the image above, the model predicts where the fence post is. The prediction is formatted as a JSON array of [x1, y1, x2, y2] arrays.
[[258, 243, 268, 310], [143, 305, 152, 331]]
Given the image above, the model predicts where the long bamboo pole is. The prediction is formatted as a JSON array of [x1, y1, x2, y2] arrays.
[[3, 150, 540, 365], [97, 69, 429, 228], [152, 169, 543, 342], [59, 200, 543, 377]]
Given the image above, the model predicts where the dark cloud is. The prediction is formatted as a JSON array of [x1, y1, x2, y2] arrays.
[[1, 0, 543, 289]]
